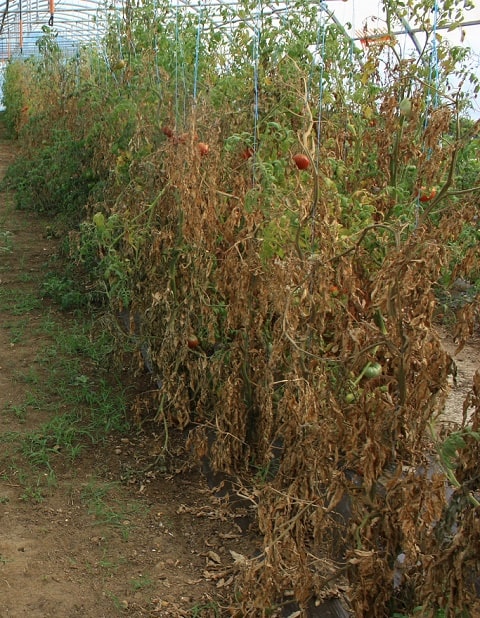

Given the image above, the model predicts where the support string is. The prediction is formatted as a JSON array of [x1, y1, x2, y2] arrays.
[[252, 2, 262, 185], [192, 2, 204, 105]]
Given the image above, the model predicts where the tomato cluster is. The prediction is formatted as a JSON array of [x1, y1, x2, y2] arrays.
[[162, 127, 311, 171]]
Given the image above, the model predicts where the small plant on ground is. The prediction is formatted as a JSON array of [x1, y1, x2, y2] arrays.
[[0, 228, 13, 252], [130, 574, 153, 591], [81, 480, 147, 541]]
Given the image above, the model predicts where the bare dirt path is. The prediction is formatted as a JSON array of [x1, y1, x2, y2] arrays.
[[439, 327, 480, 427], [0, 132, 256, 617]]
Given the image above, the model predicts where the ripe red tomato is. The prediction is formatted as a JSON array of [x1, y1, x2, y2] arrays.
[[293, 153, 310, 170], [187, 334, 200, 349], [418, 187, 437, 202], [162, 126, 174, 138], [198, 142, 209, 156], [241, 147, 254, 160]]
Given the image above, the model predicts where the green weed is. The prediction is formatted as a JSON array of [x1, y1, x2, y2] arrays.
[[39, 316, 115, 365], [392, 610, 449, 618], [42, 273, 90, 310], [2, 319, 27, 343], [104, 591, 127, 612], [3, 402, 29, 421], [14, 368, 40, 385], [17, 271, 36, 283], [11, 293, 42, 315], [9, 315, 130, 473], [130, 574, 153, 591], [0, 287, 41, 315], [20, 484, 44, 504], [190, 601, 221, 617], [81, 480, 147, 540], [0, 229, 13, 253], [98, 552, 126, 572]]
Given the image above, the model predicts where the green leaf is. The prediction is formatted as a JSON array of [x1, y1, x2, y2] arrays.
[[440, 432, 466, 470]]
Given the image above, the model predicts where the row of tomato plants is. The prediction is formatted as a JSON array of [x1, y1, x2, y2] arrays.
[[2, 1, 480, 615]]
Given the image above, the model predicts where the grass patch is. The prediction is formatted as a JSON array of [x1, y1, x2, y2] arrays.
[[0, 288, 42, 314], [14, 368, 41, 385], [2, 318, 28, 343], [130, 574, 153, 591], [97, 552, 127, 572], [0, 229, 13, 253], [1, 307, 130, 490], [13, 365, 129, 472], [21, 413, 86, 465], [0, 230, 132, 500], [190, 602, 221, 617], [81, 480, 147, 540], [3, 402, 31, 422]]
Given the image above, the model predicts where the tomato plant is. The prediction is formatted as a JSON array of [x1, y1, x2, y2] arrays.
[[3, 1, 480, 616]]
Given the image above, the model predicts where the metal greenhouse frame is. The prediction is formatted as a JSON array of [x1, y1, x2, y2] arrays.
[[0, 1, 357, 58], [0, 1, 479, 63]]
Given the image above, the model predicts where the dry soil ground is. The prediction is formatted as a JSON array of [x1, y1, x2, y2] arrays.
[[440, 328, 480, 427], [0, 130, 479, 618]]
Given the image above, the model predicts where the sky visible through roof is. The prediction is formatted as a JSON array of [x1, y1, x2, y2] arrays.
[[336, 1, 480, 115], [0, 1, 479, 50], [0, 0, 479, 113]]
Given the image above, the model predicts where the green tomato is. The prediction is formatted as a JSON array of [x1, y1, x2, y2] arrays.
[[399, 98, 412, 118], [93, 212, 105, 230], [363, 362, 382, 379]]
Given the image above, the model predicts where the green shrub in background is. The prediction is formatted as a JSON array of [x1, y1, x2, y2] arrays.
[[1, 59, 34, 137], [1, 129, 98, 222]]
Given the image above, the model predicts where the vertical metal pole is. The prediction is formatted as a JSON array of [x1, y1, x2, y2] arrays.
[[19, 0, 23, 54]]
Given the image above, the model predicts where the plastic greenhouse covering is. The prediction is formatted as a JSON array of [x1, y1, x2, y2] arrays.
[[1, 0, 479, 61], [0, 0, 478, 125], [0, 0, 102, 57], [0, 1, 358, 59]]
